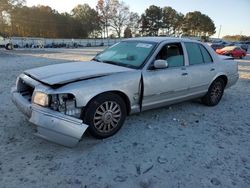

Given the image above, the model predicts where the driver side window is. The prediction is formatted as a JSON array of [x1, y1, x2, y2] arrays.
[[156, 43, 184, 68]]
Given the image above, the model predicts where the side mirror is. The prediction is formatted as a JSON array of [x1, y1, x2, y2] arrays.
[[154, 60, 168, 69]]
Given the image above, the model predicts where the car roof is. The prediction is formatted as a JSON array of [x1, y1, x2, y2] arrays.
[[123, 37, 196, 44]]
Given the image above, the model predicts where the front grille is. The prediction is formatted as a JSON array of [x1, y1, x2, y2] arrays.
[[17, 78, 35, 102]]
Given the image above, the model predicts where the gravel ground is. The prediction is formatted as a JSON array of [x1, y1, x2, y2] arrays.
[[0, 47, 250, 188]]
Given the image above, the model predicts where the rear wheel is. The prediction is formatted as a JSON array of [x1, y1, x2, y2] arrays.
[[202, 78, 225, 106], [5, 43, 13, 50], [83, 93, 127, 139]]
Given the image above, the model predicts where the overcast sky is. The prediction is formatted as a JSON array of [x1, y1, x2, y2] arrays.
[[25, 0, 250, 38]]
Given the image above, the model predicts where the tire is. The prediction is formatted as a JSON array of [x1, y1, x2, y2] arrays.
[[202, 78, 225, 106], [5, 43, 13, 50], [83, 93, 127, 139]]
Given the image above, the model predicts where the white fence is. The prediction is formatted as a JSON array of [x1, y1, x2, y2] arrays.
[[10, 37, 123, 48]]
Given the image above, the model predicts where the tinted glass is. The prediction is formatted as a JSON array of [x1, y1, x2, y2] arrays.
[[199, 44, 213, 63], [185, 42, 203, 65]]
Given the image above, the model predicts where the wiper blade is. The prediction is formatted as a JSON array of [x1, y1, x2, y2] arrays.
[[102, 60, 120, 65], [103, 60, 135, 69], [92, 57, 101, 62]]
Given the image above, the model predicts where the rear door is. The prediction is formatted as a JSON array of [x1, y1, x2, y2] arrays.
[[183, 42, 217, 95]]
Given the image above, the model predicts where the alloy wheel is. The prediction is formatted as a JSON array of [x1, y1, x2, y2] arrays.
[[93, 101, 121, 133]]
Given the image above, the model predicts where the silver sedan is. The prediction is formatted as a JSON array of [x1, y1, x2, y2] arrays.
[[11, 37, 239, 147]]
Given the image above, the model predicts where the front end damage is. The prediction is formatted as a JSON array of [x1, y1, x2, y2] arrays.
[[11, 74, 88, 147]]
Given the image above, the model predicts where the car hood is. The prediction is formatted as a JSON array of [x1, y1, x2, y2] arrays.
[[24, 61, 133, 86]]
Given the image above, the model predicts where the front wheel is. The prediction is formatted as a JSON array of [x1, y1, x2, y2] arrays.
[[202, 78, 225, 106], [83, 93, 127, 139]]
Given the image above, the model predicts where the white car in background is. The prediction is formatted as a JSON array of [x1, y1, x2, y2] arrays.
[[0, 36, 13, 50]]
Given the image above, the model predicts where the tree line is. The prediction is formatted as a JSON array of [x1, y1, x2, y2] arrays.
[[223, 35, 250, 42], [0, 0, 216, 39]]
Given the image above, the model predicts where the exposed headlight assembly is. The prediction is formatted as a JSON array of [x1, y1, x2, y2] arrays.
[[32, 91, 49, 107], [50, 93, 81, 118]]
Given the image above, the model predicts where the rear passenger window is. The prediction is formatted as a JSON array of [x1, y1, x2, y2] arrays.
[[185, 42, 213, 65], [185, 43, 203, 65], [199, 44, 213, 63]]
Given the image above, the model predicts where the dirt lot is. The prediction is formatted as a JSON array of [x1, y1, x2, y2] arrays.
[[0, 47, 250, 188]]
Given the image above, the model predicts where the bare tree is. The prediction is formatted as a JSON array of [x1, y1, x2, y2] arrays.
[[0, 0, 25, 36], [96, 0, 111, 38], [108, 0, 130, 38]]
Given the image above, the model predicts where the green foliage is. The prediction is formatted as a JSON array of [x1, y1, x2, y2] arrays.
[[182, 11, 215, 37], [139, 14, 149, 36], [124, 27, 132, 38], [0, 0, 216, 39], [139, 6, 215, 38], [142, 5, 162, 36], [72, 4, 101, 37], [162, 6, 184, 36], [128, 12, 140, 36], [6, 5, 89, 38], [0, 1, 100, 38]]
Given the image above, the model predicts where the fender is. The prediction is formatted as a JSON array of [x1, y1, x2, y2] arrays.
[[47, 71, 142, 113], [209, 72, 228, 87]]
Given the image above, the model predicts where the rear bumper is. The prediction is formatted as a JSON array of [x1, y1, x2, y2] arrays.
[[11, 88, 88, 147]]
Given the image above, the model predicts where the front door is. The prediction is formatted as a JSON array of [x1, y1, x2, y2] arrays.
[[142, 42, 189, 111]]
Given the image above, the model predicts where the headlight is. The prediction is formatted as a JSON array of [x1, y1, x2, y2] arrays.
[[32, 91, 49, 107]]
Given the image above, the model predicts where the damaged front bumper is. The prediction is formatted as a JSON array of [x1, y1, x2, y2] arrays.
[[11, 88, 88, 147]]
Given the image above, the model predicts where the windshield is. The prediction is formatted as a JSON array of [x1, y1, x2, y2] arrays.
[[94, 41, 156, 69]]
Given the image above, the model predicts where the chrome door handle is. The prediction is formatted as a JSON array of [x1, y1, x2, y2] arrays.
[[210, 68, 215, 71], [182, 72, 188, 76]]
